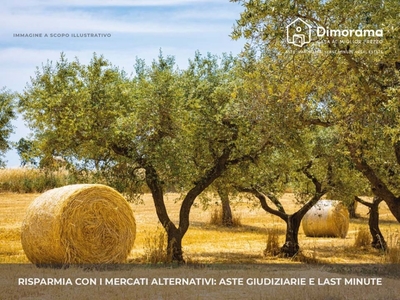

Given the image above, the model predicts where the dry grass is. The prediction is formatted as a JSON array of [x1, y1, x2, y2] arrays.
[[0, 168, 72, 193], [292, 248, 320, 264], [353, 227, 372, 249], [263, 226, 281, 256], [384, 230, 400, 263], [1, 192, 400, 299], [141, 226, 171, 264], [0, 192, 399, 264], [208, 206, 242, 227]]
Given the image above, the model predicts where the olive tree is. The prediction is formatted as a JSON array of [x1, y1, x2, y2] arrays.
[[233, 126, 338, 257], [214, 43, 372, 256], [230, 0, 400, 221], [19, 52, 272, 262], [0, 88, 15, 167]]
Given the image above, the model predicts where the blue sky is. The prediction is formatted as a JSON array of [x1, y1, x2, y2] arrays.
[[1, 0, 245, 167]]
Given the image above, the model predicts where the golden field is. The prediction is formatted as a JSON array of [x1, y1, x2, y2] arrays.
[[0, 191, 399, 264], [1, 191, 400, 300]]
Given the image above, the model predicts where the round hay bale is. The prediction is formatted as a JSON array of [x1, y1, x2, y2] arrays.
[[21, 184, 136, 265], [302, 200, 349, 238]]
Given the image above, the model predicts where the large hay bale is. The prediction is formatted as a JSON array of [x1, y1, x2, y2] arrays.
[[21, 184, 136, 265], [302, 200, 349, 238]]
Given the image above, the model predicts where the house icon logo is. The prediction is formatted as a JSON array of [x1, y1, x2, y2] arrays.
[[287, 18, 312, 47]]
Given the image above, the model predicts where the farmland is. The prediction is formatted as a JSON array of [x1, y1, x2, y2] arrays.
[[1, 191, 398, 265], [1, 189, 400, 299]]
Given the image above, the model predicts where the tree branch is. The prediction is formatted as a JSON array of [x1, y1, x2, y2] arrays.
[[143, 161, 176, 232], [227, 140, 272, 165], [395, 141, 400, 166], [179, 144, 234, 235], [265, 192, 286, 214], [111, 144, 135, 160], [354, 195, 373, 208], [346, 142, 397, 201], [301, 160, 325, 194], [295, 160, 328, 218], [295, 192, 325, 220], [235, 186, 287, 220], [300, 117, 333, 128]]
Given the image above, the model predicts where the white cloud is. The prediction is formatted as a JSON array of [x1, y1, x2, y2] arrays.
[[6, 0, 219, 8], [1, 11, 227, 34], [171, 7, 240, 21]]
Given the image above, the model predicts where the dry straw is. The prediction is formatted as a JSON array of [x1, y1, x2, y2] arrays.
[[302, 200, 349, 238], [21, 184, 136, 265]]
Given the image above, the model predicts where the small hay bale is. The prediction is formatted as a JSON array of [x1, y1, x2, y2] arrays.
[[21, 184, 136, 265], [302, 200, 349, 238]]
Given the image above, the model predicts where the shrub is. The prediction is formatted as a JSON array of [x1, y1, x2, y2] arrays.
[[143, 227, 171, 264], [353, 227, 371, 249], [0, 168, 78, 193], [264, 227, 281, 256], [209, 206, 242, 227], [385, 231, 400, 264]]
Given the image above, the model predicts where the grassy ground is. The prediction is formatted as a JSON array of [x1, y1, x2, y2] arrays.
[[0, 192, 399, 264], [1, 192, 400, 300]]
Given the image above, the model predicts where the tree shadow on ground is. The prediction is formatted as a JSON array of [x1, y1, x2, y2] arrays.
[[189, 221, 286, 235], [186, 251, 264, 264], [351, 216, 399, 226]]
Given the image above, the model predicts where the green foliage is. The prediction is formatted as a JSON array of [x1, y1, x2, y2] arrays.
[[16, 138, 37, 167], [19, 50, 287, 261], [19, 3, 399, 253], [19, 53, 137, 192], [0, 88, 16, 167], [19, 51, 269, 196], [231, 0, 400, 219]]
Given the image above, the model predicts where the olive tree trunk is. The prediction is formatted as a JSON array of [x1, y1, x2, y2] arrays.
[[237, 186, 325, 257], [348, 143, 400, 223], [280, 214, 301, 257], [355, 196, 387, 251], [217, 186, 234, 227], [143, 146, 234, 263]]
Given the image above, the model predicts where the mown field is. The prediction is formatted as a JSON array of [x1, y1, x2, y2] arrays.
[[2, 189, 400, 299], [1, 191, 399, 265]]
